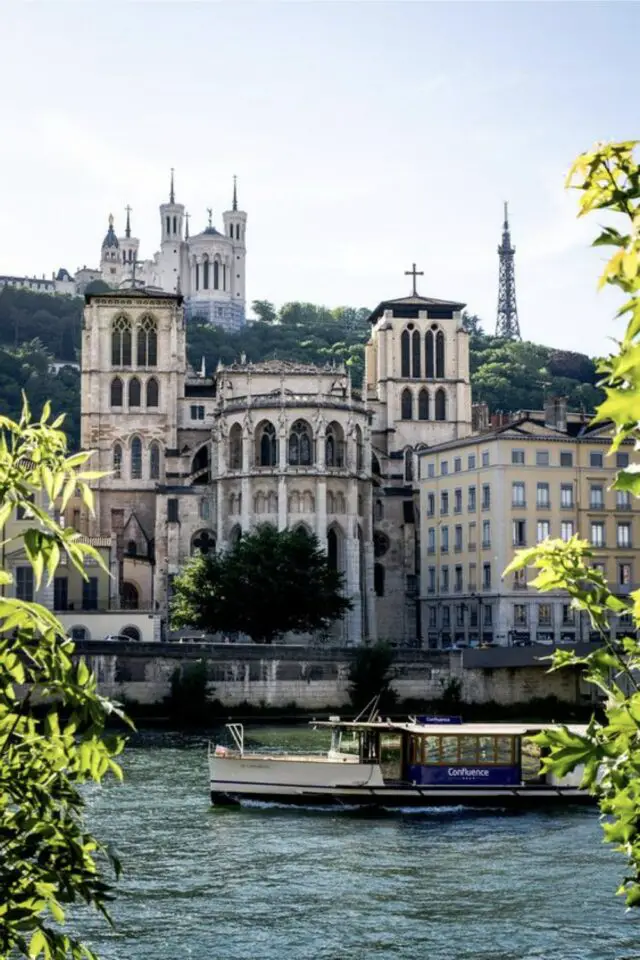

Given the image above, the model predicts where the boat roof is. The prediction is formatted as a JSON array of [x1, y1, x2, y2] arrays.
[[313, 720, 589, 737]]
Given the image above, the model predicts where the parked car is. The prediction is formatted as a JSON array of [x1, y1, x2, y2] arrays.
[[103, 633, 142, 643]]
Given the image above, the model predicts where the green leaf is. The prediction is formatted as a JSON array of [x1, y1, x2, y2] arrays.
[[29, 929, 46, 958]]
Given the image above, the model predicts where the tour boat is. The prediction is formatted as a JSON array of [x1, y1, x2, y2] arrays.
[[208, 717, 595, 809]]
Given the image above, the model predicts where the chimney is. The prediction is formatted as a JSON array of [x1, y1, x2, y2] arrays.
[[472, 402, 490, 432], [545, 396, 568, 433]]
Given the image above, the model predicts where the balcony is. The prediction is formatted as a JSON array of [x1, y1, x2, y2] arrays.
[[454, 545, 463, 553], [513, 580, 528, 590], [513, 540, 527, 548], [427, 546, 435, 555], [536, 502, 551, 510], [482, 540, 491, 549], [468, 542, 477, 551], [441, 545, 449, 554], [512, 501, 526, 509]]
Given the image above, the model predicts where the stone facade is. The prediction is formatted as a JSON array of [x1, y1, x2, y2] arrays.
[[78, 277, 472, 646]]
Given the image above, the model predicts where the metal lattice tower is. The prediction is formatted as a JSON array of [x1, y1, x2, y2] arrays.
[[495, 201, 521, 339]]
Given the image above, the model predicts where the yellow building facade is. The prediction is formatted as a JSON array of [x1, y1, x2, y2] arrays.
[[418, 404, 637, 647]]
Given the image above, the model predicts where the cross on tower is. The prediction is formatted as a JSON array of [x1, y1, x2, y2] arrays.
[[404, 262, 424, 296], [193, 530, 215, 555]]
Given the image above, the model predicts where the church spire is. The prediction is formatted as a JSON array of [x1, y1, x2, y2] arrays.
[[232, 175, 238, 212], [125, 205, 131, 239], [170, 167, 175, 204]]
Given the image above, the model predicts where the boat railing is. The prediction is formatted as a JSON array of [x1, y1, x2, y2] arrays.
[[227, 723, 244, 756]]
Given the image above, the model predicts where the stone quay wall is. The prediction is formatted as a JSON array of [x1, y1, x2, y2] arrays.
[[74, 642, 584, 710]]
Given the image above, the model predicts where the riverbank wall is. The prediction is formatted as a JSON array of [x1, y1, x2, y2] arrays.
[[74, 641, 590, 710]]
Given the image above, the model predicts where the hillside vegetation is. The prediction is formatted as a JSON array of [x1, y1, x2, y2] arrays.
[[0, 289, 602, 449]]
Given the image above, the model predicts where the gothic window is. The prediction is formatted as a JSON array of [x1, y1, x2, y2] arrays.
[[412, 330, 421, 378], [374, 531, 390, 557], [401, 330, 410, 378], [268, 492, 278, 513], [325, 422, 344, 467], [110, 376, 123, 407], [418, 389, 429, 421], [191, 445, 211, 484], [289, 419, 313, 466], [425, 330, 434, 378], [257, 421, 277, 467], [327, 491, 335, 513], [327, 527, 339, 571], [172, 215, 177, 235], [192, 530, 216, 555], [355, 424, 364, 472], [126, 540, 137, 557], [372, 454, 381, 476], [302, 490, 315, 512], [405, 449, 414, 482], [195, 262, 200, 291], [113, 443, 122, 479], [200, 499, 211, 521], [374, 563, 385, 597], [213, 260, 220, 290], [236, 224, 240, 240], [146, 377, 159, 407], [436, 330, 445, 378], [223, 264, 227, 290], [165, 216, 170, 235], [229, 423, 242, 469], [111, 316, 132, 367], [288, 491, 301, 513], [374, 499, 383, 521], [121, 582, 139, 610], [435, 388, 446, 421], [149, 442, 160, 480], [129, 377, 141, 408], [137, 315, 157, 366], [131, 437, 142, 479], [401, 388, 413, 420], [203, 256, 209, 290]]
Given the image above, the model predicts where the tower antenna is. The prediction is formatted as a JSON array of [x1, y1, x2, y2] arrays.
[[495, 202, 521, 339], [233, 175, 238, 212], [170, 168, 175, 204]]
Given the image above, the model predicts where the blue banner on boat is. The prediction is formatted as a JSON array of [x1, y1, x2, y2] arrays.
[[417, 716, 463, 725], [408, 764, 521, 786]]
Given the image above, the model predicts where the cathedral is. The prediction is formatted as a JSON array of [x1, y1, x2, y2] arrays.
[[79, 273, 471, 646]]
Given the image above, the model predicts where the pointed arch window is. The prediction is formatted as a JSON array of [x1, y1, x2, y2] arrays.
[[327, 528, 339, 572], [203, 256, 210, 290], [195, 262, 200, 291], [131, 437, 142, 479], [257, 422, 277, 467], [374, 563, 385, 597], [129, 377, 141, 408], [436, 330, 445, 378], [213, 260, 220, 290], [113, 443, 122, 479], [405, 449, 414, 482], [435, 388, 446, 421], [146, 377, 159, 407], [412, 330, 421, 378], [229, 423, 242, 469], [149, 442, 160, 480], [401, 388, 413, 420], [137, 315, 157, 367], [325, 422, 344, 468], [112, 316, 132, 367], [110, 376, 123, 407], [289, 419, 313, 466], [355, 424, 364, 472], [425, 330, 434, 378], [401, 330, 410, 378], [418, 389, 429, 421]]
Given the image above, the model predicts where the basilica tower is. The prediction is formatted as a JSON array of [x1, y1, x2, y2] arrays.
[[222, 176, 247, 316], [157, 169, 185, 293], [100, 214, 122, 286]]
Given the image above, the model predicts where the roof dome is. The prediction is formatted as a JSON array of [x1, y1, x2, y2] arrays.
[[102, 214, 119, 250], [203, 225, 221, 236]]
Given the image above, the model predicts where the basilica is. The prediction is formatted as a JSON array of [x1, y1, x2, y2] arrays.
[[78, 276, 472, 645]]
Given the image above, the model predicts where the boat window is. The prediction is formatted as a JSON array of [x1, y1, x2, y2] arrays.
[[479, 736, 496, 763], [496, 736, 514, 765], [459, 736, 480, 764], [441, 737, 458, 763], [423, 736, 440, 763]]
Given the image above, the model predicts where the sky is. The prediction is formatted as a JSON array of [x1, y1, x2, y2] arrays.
[[1, 1, 638, 356]]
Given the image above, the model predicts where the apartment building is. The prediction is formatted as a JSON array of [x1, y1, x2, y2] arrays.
[[418, 401, 637, 647]]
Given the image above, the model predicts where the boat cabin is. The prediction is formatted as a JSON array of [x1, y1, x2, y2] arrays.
[[322, 719, 587, 787]]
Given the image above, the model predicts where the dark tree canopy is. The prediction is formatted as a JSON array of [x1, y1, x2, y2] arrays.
[[170, 524, 352, 644]]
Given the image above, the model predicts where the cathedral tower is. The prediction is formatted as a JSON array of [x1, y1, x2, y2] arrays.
[[118, 206, 141, 281], [100, 214, 121, 285]]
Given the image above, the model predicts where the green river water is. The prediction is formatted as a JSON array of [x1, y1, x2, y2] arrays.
[[74, 727, 639, 960]]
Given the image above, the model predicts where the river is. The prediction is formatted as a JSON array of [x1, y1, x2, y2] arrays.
[[76, 727, 639, 960]]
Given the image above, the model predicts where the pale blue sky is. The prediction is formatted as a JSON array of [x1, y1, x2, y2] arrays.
[[1, 2, 638, 354]]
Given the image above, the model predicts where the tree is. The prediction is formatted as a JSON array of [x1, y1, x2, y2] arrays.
[[170, 524, 351, 644], [505, 140, 640, 907], [250, 299, 277, 324], [461, 311, 484, 335], [348, 641, 397, 712], [0, 399, 129, 959], [83, 279, 112, 295]]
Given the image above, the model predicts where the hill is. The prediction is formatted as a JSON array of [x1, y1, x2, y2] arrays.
[[0, 289, 603, 449]]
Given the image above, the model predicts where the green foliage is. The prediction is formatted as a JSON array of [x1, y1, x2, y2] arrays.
[[0, 399, 131, 959], [506, 139, 640, 907], [348, 641, 397, 713], [170, 524, 351, 644], [167, 660, 210, 726]]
